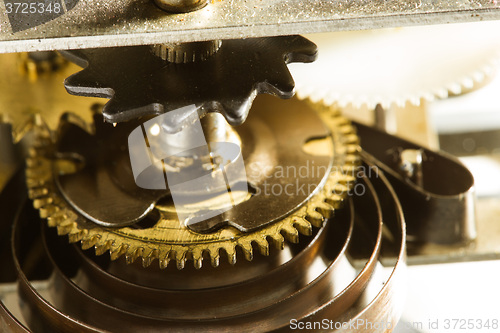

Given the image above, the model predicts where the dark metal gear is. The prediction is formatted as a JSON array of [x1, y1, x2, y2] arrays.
[[61, 36, 317, 128]]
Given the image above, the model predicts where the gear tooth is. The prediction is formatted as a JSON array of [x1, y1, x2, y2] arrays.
[[208, 248, 220, 267], [110, 244, 128, 261], [223, 245, 237, 265], [344, 133, 360, 145], [252, 237, 270, 256], [28, 187, 48, 199], [26, 157, 42, 168], [125, 247, 143, 265], [339, 166, 358, 180], [39, 204, 59, 219], [47, 212, 65, 227], [237, 240, 253, 261], [261, 64, 295, 97], [344, 154, 360, 165], [26, 177, 49, 189], [315, 201, 335, 219], [448, 82, 462, 95], [67, 230, 84, 243], [33, 197, 53, 209], [81, 235, 99, 250], [339, 124, 354, 135], [175, 250, 187, 270], [159, 257, 170, 270], [325, 194, 344, 209], [281, 223, 300, 243], [292, 216, 313, 236], [159, 250, 174, 269], [56, 221, 76, 236], [142, 249, 158, 268], [26, 168, 43, 179], [267, 234, 285, 250], [462, 77, 474, 90], [190, 248, 203, 269], [95, 240, 113, 256], [176, 257, 186, 270], [306, 204, 325, 228], [193, 257, 203, 270]]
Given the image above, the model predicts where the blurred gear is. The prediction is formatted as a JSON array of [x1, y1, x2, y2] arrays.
[[18, 51, 67, 82], [290, 21, 500, 109], [26, 97, 359, 270], [0, 53, 103, 143], [61, 36, 317, 126]]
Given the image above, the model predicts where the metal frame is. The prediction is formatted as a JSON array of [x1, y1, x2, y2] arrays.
[[0, 0, 500, 52]]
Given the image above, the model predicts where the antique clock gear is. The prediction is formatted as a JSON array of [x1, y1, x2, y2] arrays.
[[26, 96, 360, 269]]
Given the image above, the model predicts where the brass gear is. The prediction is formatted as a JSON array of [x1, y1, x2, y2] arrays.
[[0, 52, 104, 143], [26, 98, 360, 270]]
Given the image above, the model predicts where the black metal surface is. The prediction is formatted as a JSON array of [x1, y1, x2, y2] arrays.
[[62, 36, 317, 127], [355, 122, 476, 245]]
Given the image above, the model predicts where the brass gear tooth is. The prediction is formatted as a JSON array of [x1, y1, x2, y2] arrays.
[[345, 144, 359, 155], [56, 220, 76, 236], [33, 197, 53, 209], [125, 247, 144, 265], [267, 234, 285, 250], [292, 216, 313, 236], [221, 245, 237, 265], [252, 237, 270, 256], [315, 201, 336, 218], [95, 240, 113, 256], [280, 223, 300, 244], [81, 235, 99, 250], [237, 240, 254, 261], [109, 244, 129, 261], [26, 178, 49, 190], [47, 212, 65, 228], [67, 230, 85, 244], [26, 156, 43, 168], [175, 250, 187, 270], [28, 187, 48, 199], [159, 250, 174, 269], [325, 193, 345, 209], [345, 134, 360, 145], [159, 257, 170, 270], [141, 249, 158, 268], [141, 257, 154, 268], [305, 204, 326, 228], [39, 204, 58, 219], [208, 248, 221, 267], [344, 154, 360, 165]]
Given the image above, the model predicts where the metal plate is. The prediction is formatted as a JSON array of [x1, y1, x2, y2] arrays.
[[0, 0, 500, 53]]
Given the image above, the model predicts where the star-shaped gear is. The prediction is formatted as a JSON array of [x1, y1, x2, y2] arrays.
[[62, 36, 317, 128]]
